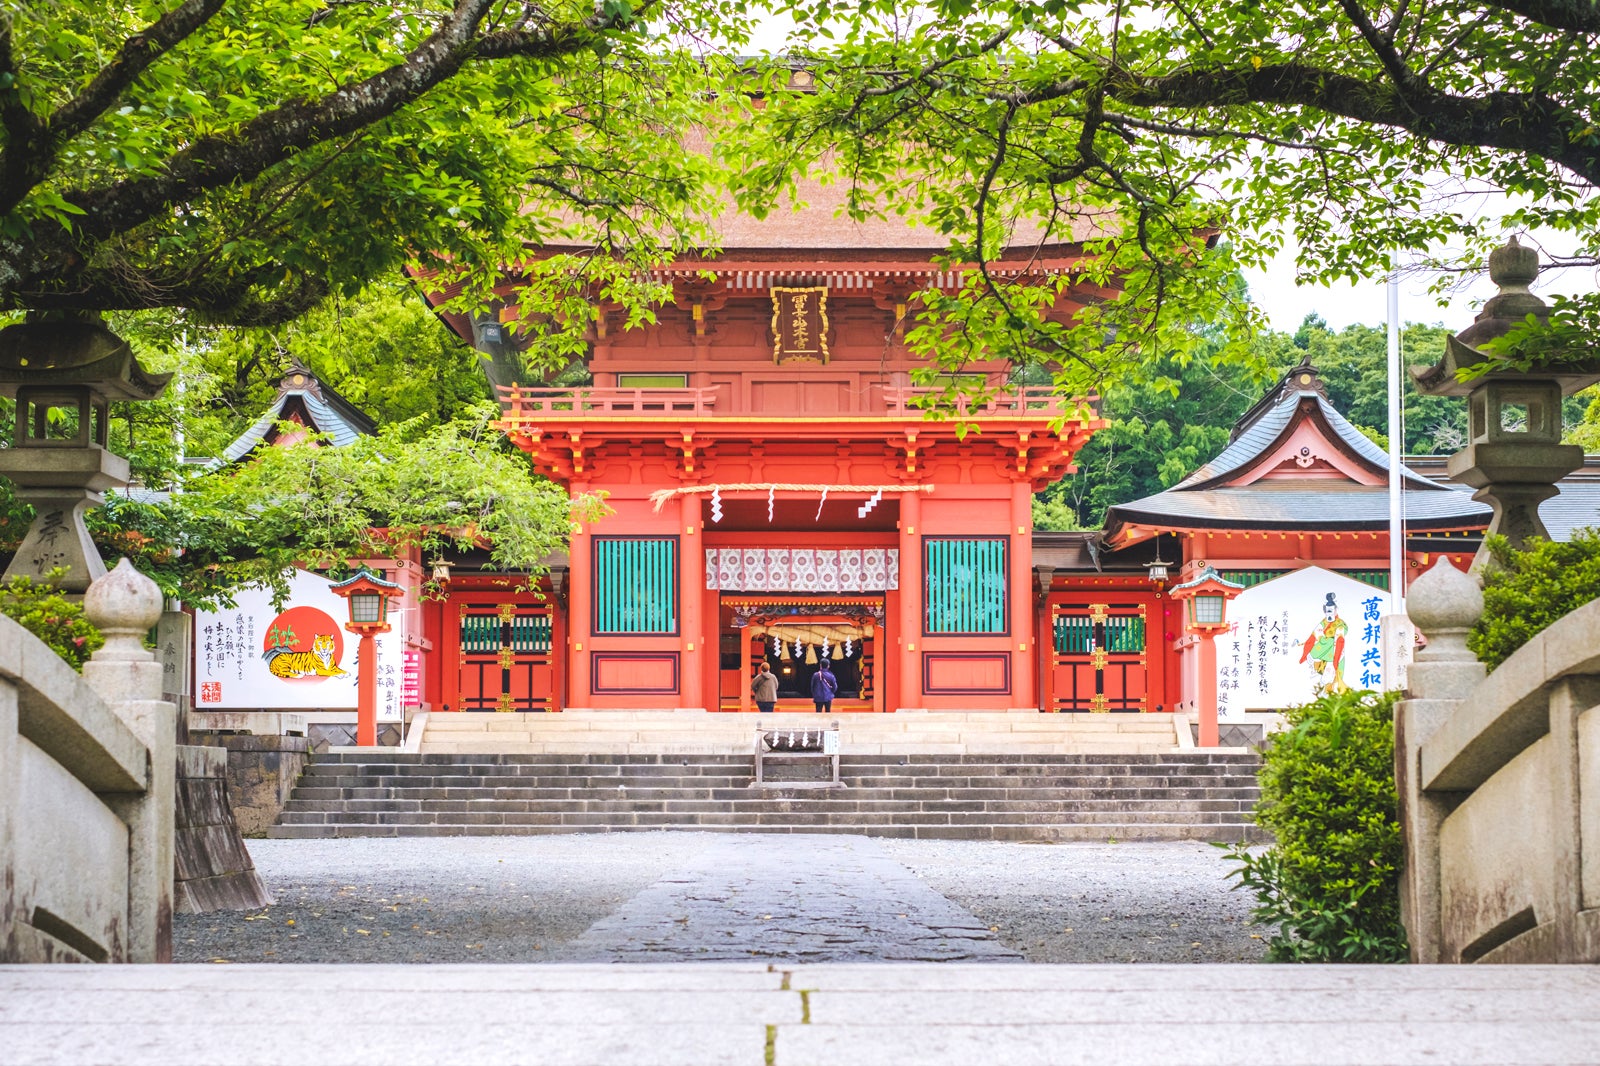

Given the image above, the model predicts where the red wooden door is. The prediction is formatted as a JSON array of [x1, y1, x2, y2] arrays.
[[451, 600, 554, 712], [1051, 602, 1148, 712]]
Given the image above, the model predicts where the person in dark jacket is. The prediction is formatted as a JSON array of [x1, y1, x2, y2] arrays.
[[810, 660, 838, 713], [751, 662, 779, 713]]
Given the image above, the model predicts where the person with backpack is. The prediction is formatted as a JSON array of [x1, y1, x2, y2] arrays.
[[810, 659, 838, 713], [751, 662, 779, 713]]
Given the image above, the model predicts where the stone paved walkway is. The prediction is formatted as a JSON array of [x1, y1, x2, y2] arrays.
[[558, 835, 1021, 962], [6, 963, 1599, 1065]]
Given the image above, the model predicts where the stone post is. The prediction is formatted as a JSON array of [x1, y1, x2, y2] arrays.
[[82, 559, 175, 963], [1395, 556, 1484, 963]]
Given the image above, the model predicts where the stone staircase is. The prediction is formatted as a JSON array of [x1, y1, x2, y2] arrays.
[[268, 751, 1264, 842], [417, 710, 1188, 756]]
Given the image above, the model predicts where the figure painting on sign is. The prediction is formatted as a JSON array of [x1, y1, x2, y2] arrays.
[[260, 606, 348, 680], [1299, 592, 1349, 694]]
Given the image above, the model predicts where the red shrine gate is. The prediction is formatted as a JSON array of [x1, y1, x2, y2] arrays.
[[424, 176, 1107, 712]]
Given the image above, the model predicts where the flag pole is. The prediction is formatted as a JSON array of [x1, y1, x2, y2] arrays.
[[1387, 267, 1405, 616]]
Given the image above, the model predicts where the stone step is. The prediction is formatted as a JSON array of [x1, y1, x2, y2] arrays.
[[278, 797, 1256, 817], [284, 781, 1260, 797], [267, 822, 1260, 842], [272, 750, 1262, 843], [415, 710, 1191, 756], [291, 771, 1260, 787]]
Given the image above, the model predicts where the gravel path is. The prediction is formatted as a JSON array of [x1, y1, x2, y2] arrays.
[[175, 835, 717, 964], [561, 835, 1021, 963], [881, 839, 1268, 963], [174, 834, 1266, 965]]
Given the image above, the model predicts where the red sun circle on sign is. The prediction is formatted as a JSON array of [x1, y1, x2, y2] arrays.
[[262, 606, 346, 682]]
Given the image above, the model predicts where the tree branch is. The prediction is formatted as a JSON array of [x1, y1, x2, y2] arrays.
[[1483, 0, 1600, 32], [51, 0, 227, 146], [9, 0, 640, 307], [1335, 0, 1426, 98], [1105, 62, 1600, 186]]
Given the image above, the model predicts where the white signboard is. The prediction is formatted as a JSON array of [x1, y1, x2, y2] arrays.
[[1216, 566, 1391, 714], [194, 568, 404, 719]]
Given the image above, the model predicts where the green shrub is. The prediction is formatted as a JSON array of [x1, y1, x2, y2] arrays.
[[1468, 529, 1600, 671], [1222, 688, 1408, 962], [0, 571, 103, 670]]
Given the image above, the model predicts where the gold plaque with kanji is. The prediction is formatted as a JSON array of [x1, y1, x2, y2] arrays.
[[771, 286, 830, 363]]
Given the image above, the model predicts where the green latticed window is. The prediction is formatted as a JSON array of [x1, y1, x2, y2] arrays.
[[594, 537, 677, 634], [1220, 568, 1390, 591], [1104, 615, 1145, 652], [1054, 614, 1093, 653], [1338, 569, 1391, 590], [925, 538, 1007, 634], [1220, 570, 1286, 589], [459, 613, 500, 653], [1053, 613, 1145, 653], [510, 614, 552, 652]]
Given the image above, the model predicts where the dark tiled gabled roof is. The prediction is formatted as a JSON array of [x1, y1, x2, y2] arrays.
[[1103, 360, 1490, 538], [211, 365, 376, 468]]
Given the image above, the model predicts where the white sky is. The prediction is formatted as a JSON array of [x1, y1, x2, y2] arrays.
[[1242, 241, 1598, 333]]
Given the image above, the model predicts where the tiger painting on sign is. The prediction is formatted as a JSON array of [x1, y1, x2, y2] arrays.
[[263, 632, 347, 679]]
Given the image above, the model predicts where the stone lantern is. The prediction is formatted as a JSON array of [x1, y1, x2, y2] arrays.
[[1411, 237, 1600, 549], [0, 316, 171, 592], [329, 567, 403, 747], [1166, 564, 1245, 748]]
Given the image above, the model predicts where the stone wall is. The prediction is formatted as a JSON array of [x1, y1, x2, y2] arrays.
[[1399, 559, 1600, 963], [174, 745, 272, 913], [193, 734, 311, 837], [1, 560, 175, 963]]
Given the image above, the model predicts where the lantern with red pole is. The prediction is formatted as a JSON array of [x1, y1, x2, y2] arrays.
[[329, 567, 402, 747], [1166, 565, 1245, 748]]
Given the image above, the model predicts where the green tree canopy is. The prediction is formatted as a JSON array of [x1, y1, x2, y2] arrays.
[[732, 0, 1600, 398], [88, 406, 595, 608], [0, 0, 744, 348]]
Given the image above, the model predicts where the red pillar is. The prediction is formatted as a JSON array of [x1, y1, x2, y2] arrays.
[[1196, 631, 1220, 747], [680, 495, 704, 710], [1010, 482, 1036, 710], [357, 633, 378, 746], [568, 483, 592, 708], [898, 491, 921, 711], [549, 578, 566, 712], [1037, 595, 1053, 712]]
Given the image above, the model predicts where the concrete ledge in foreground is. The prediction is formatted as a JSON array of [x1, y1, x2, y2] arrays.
[[3, 962, 1599, 1065]]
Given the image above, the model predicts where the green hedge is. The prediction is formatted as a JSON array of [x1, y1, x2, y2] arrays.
[[1223, 688, 1408, 962], [1468, 529, 1600, 671], [0, 572, 103, 670]]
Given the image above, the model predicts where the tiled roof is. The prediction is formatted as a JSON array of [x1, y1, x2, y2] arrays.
[[1109, 482, 1491, 531], [210, 367, 376, 468], [1104, 361, 1488, 537]]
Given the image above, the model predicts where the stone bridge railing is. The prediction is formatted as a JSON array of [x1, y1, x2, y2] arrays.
[[0, 560, 174, 963], [1398, 558, 1600, 963]]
